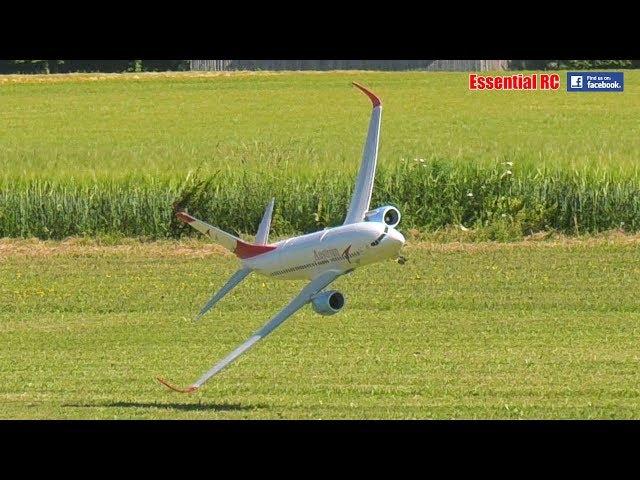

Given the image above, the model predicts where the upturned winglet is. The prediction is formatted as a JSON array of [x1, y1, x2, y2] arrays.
[[157, 377, 199, 394], [352, 82, 381, 107]]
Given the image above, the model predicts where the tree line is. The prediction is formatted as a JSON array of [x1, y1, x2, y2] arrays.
[[509, 60, 638, 70], [0, 60, 637, 74], [0, 60, 189, 74]]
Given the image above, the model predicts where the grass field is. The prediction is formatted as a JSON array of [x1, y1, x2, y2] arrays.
[[2, 71, 639, 419], [1, 71, 639, 239], [2, 235, 639, 419], [2, 71, 639, 178]]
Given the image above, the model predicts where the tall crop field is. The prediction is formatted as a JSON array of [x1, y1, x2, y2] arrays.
[[1, 71, 639, 239]]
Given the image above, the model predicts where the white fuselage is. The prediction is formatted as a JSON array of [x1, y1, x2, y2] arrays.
[[243, 222, 405, 280]]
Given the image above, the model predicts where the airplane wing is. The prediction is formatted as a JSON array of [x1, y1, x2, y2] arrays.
[[157, 269, 343, 392], [343, 82, 382, 225]]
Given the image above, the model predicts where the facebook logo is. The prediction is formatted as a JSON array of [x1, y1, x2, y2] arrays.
[[567, 72, 624, 92], [570, 75, 583, 89]]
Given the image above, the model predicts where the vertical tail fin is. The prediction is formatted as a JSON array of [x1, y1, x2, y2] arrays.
[[255, 198, 275, 245]]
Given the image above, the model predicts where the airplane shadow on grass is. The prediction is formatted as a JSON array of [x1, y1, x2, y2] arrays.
[[66, 401, 265, 413]]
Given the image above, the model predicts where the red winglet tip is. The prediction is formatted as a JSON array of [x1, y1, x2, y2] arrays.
[[352, 82, 381, 107], [176, 211, 195, 224], [157, 377, 199, 394]]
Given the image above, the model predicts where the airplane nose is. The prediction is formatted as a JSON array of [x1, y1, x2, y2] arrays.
[[388, 228, 405, 247]]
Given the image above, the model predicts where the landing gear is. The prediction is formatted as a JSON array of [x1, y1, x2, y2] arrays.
[[396, 255, 407, 265]]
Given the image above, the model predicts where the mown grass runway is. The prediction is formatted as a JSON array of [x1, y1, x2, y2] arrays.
[[2, 236, 639, 419]]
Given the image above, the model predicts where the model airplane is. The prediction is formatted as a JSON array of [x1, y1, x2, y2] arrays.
[[158, 82, 405, 393]]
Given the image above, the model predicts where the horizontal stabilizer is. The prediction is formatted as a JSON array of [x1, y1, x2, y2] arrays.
[[195, 267, 253, 321], [177, 211, 277, 259]]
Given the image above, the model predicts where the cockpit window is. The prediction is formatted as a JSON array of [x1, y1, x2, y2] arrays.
[[370, 233, 386, 247]]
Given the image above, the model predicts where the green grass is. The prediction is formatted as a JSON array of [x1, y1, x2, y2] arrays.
[[1, 71, 639, 239], [2, 72, 638, 420], [1, 71, 639, 179], [1, 237, 639, 419]]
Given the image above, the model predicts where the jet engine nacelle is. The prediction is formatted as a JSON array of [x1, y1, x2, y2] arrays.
[[311, 290, 345, 316], [364, 205, 401, 228]]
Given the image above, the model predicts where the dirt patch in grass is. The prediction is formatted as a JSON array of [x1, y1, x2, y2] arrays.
[[0, 70, 367, 85], [1, 231, 639, 258], [406, 230, 640, 253], [0, 237, 231, 259]]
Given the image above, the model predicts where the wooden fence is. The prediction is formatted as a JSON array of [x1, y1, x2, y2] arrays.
[[189, 60, 509, 72]]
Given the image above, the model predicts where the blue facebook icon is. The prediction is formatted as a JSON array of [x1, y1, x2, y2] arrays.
[[567, 72, 624, 92], [570, 75, 583, 89]]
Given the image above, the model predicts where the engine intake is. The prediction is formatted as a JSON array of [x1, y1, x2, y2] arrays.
[[311, 290, 345, 316], [364, 205, 401, 228]]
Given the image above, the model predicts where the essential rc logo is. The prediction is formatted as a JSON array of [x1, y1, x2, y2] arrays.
[[469, 74, 560, 91], [567, 72, 624, 92]]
